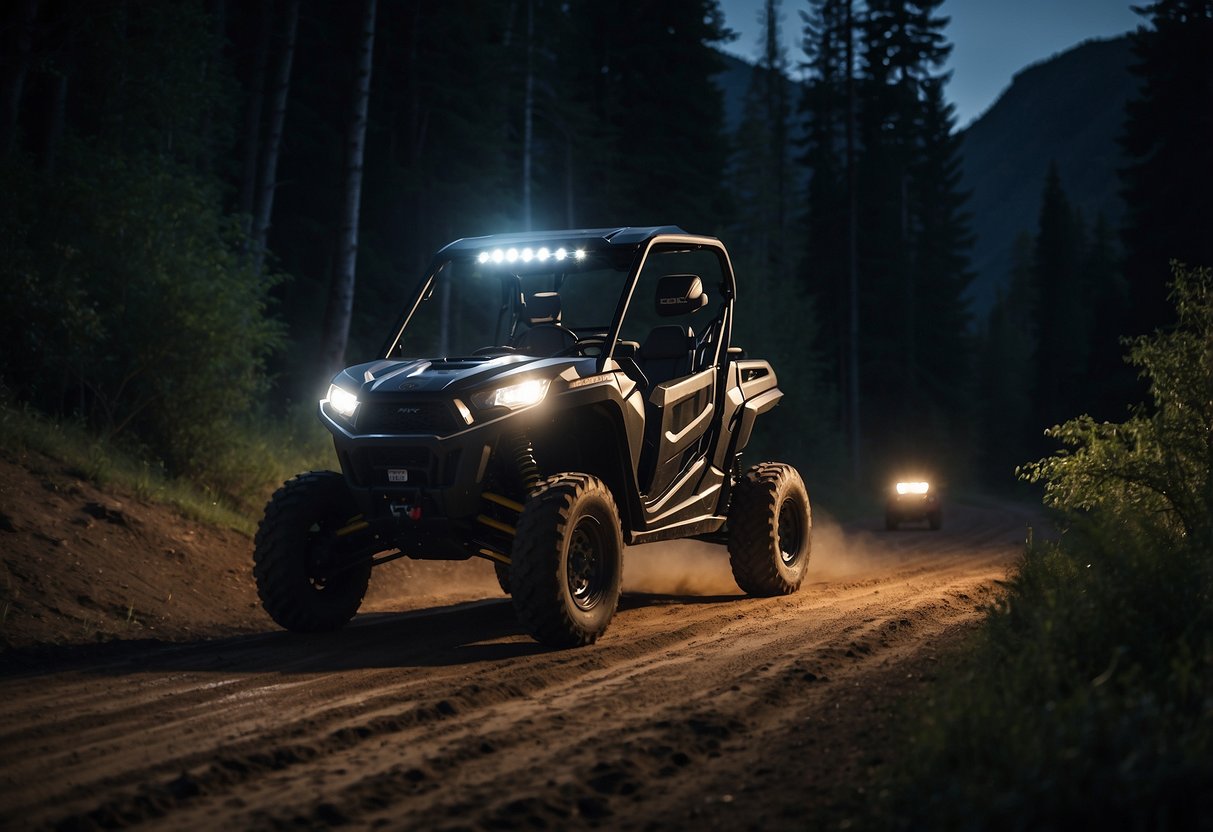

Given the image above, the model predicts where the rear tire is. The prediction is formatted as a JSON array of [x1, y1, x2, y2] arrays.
[[253, 471, 371, 632], [728, 463, 811, 596], [510, 474, 623, 648]]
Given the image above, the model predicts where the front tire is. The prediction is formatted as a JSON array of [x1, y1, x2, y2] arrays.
[[510, 474, 623, 648], [253, 471, 371, 632], [728, 463, 811, 596], [494, 562, 512, 595]]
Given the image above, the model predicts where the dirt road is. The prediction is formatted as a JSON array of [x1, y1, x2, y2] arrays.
[[0, 500, 1034, 830]]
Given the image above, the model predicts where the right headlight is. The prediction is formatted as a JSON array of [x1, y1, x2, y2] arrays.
[[471, 378, 551, 410]]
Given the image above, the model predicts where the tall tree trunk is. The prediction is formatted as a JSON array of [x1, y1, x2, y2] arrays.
[[521, 0, 534, 230], [239, 0, 271, 237], [43, 69, 67, 175], [251, 0, 299, 274], [1, 0, 39, 156], [845, 0, 860, 483], [321, 0, 377, 378], [196, 0, 226, 174]]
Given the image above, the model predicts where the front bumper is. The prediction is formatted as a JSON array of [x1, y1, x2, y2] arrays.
[[886, 493, 941, 521], [320, 400, 535, 524]]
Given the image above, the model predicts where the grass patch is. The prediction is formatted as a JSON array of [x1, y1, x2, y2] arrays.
[[877, 521, 1213, 830], [0, 401, 337, 534]]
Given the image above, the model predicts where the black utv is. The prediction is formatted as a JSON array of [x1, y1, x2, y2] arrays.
[[254, 226, 811, 647]]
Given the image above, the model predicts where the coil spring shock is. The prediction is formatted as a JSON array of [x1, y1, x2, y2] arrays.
[[510, 431, 542, 495]]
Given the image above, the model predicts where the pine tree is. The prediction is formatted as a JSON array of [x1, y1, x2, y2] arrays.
[[320, 0, 377, 378], [733, 0, 793, 277], [1120, 0, 1213, 334], [798, 0, 851, 437], [977, 232, 1035, 483], [561, 0, 733, 231], [1032, 163, 1090, 433], [849, 0, 970, 465], [909, 77, 972, 420]]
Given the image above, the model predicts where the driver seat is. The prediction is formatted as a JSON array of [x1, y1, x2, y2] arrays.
[[513, 292, 576, 356]]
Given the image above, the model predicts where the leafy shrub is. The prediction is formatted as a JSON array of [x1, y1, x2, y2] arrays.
[[1020, 263, 1213, 546], [0, 148, 284, 489], [878, 263, 1213, 830]]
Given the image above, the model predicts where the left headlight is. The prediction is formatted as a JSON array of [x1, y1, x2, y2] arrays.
[[325, 384, 360, 419], [471, 378, 550, 411]]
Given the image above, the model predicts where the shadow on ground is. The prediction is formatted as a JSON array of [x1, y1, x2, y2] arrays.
[[0, 591, 750, 679]]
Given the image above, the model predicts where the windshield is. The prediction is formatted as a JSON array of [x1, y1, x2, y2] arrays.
[[391, 254, 629, 360]]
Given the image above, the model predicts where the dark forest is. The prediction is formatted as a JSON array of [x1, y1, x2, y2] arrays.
[[1, 0, 1210, 505]]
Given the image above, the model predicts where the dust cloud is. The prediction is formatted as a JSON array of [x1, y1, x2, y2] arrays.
[[803, 517, 899, 581], [362, 512, 901, 607], [623, 539, 743, 596], [622, 514, 899, 596]]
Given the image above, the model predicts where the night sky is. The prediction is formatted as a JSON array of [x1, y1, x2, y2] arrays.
[[718, 0, 1142, 127]]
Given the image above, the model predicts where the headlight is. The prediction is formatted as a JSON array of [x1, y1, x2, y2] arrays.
[[325, 384, 359, 419], [471, 378, 550, 410], [896, 481, 929, 495]]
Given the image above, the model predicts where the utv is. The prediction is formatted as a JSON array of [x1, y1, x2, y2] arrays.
[[254, 226, 811, 647]]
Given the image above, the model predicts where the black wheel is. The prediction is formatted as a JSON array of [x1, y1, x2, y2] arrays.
[[928, 509, 942, 531], [253, 471, 372, 632], [728, 463, 811, 596], [510, 473, 623, 647], [494, 561, 512, 595]]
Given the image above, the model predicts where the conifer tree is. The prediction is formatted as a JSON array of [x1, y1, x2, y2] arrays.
[[1033, 163, 1089, 433], [733, 0, 793, 277], [798, 0, 851, 430], [1120, 0, 1213, 333]]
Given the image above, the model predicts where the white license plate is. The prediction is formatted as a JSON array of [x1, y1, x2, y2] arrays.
[[387, 469, 409, 483]]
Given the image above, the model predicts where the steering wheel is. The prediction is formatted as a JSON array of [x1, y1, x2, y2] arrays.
[[560, 337, 608, 357]]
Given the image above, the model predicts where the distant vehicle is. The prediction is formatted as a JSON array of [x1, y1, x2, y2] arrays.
[[885, 480, 942, 531], [253, 226, 812, 648]]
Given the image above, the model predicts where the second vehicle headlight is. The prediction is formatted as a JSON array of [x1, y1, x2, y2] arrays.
[[472, 378, 550, 410]]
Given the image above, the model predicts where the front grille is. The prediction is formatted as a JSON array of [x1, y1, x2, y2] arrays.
[[347, 446, 434, 487], [357, 402, 460, 436]]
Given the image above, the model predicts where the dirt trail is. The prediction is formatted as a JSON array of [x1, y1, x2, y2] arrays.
[[0, 493, 1035, 830]]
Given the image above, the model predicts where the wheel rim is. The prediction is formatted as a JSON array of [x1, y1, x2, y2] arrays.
[[567, 515, 608, 611], [305, 519, 343, 591], [777, 497, 805, 566]]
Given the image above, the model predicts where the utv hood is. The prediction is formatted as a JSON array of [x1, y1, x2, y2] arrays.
[[331, 355, 578, 397]]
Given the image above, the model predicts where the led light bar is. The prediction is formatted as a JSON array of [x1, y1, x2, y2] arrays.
[[475, 246, 585, 265], [896, 481, 930, 495]]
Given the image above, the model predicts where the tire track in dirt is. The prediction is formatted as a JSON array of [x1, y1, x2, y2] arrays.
[[0, 499, 1033, 830]]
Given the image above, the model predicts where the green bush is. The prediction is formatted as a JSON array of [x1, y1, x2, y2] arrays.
[[1020, 263, 1213, 547], [878, 263, 1213, 830], [0, 148, 284, 492]]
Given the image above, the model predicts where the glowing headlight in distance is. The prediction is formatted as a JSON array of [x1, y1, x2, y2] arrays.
[[522, 247, 534, 262], [472, 378, 551, 410], [506, 248, 519, 262], [477, 251, 490, 264], [492, 248, 505, 263], [555, 248, 568, 260], [326, 384, 359, 419], [574, 248, 586, 261], [896, 481, 929, 495], [537, 247, 550, 261]]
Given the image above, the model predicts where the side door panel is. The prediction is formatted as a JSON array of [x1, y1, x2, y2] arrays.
[[644, 367, 714, 497]]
